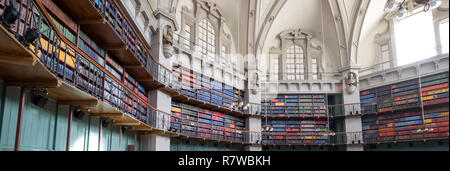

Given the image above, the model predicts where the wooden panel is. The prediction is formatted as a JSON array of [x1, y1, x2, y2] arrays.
[[41, 0, 78, 32], [87, 117, 100, 151], [0, 25, 57, 82], [0, 87, 21, 151], [0, 80, 4, 120], [108, 126, 121, 151], [69, 113, 90, 151], [19, 90, 57, 151], [100, 125, 112, 151], [121, 130, 135, 151], [54, 105, 70, 151], [51, 0, 103, 22]]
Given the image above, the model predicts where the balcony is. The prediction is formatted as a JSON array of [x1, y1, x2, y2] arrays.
[[49, 0, 163, 91]]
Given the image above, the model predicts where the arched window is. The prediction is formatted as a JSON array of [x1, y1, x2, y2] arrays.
[[198, 19, 216, 60], [286, 45, 305, 80]]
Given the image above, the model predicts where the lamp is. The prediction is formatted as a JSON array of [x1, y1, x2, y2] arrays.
[[385, 0, 399, 12], [31, 91, 48, 108], [73, 107, 86, 120], [101, 119, 110, 128], [395, 6, 409, 20], [427, 0, 442, 9], [416, 0, 442, 11], [1, 0, 19, 29], [384, 0, 443, 21], [21, 28, 40, 46]]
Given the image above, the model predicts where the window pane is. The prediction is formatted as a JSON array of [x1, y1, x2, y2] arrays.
[[440, 19, 449, 54], [395, 11, 436, 66]]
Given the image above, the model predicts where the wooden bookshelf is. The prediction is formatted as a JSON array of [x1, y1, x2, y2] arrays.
[[262, 119, 329, 144], [171, 101, 246, 142], [172, 66, 246, 113], [362, 72, 449, 143], [261, 94, 327, 118]]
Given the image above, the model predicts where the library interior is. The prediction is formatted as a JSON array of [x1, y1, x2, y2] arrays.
[[0, 0, 448, 151]]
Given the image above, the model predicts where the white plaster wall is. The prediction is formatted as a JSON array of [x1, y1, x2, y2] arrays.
[[357, 0, 389, 70]]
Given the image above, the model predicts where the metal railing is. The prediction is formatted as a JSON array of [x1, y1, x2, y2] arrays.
[[1, 0, 150, 123]]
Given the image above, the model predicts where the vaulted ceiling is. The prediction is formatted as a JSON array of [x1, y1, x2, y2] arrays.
[[198, 0, 373, 71], [174, 0, 449, 73]]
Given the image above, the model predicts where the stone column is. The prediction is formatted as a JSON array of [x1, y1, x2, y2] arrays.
[[141, 0, 178, 151], [245, 65, 262, 151], [243, 0, 262, 151], [340, 65, 364, 151]]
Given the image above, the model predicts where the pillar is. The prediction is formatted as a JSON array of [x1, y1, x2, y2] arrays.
[[340, 65, 364, 151], [143, 0, 178, 151], [141, 133, 171, 151]]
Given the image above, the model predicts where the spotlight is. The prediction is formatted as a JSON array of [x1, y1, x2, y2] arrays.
[[1, 0, 19, 29], [43, 89, 49, 96], [101, 119, 110, 128], [427, 0, 442, 10], [169, 127, 178, 132], [395, 7, 408, 21], [31, 91, 48, 108], [384, 0, 399, 13], [73, 108, 86, 120], [21, 28, 40, 46]]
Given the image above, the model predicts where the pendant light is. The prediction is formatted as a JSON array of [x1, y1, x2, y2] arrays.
[[385, 0, 399, 13]]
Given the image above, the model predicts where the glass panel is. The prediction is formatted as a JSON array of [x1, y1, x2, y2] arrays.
[[440, 18, 449, 54], [394, 11, 436, 66]]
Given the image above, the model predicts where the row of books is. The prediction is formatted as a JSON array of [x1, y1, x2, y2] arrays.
[[262, 119, 329, 144], [173, 67, 245, 110], [171, 101, 246, 142], [261, 94, 328, 117], [360, 72, 449, 114], [362, 107, 449, 142]]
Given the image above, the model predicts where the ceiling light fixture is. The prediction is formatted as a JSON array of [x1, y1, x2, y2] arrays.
[[384, 0, 443, 20], [385, 0, 399, 13]]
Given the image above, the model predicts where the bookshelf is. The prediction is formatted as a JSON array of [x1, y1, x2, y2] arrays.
[[173, 66, 245, 111], [171, 101, 246, 142], [360, 89, 377, 114], [421, 72, 449, 106], [262, 119, 329, 144], [361, 72, 449, 143], [261, 94, 328, 117], [43, 5, 150, 104]]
